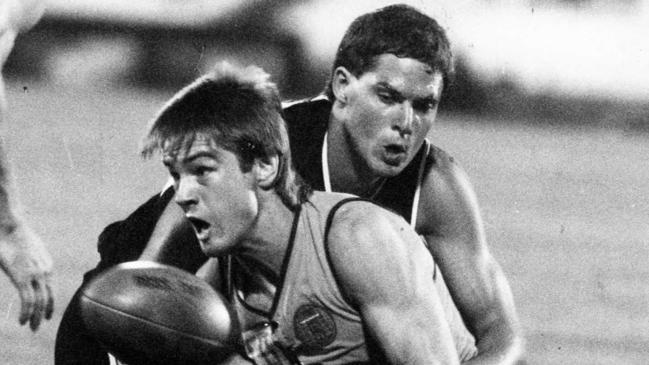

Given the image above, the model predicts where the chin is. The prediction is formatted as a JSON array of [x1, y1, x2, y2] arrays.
[[199, 242, 222, 258], [371, 152, 410, 176], [374, 161, 407, 177]]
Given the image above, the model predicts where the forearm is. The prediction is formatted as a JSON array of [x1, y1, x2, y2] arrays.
[[427, 234, 523, 364], [0, 140, 21, 234], [365, 304, 460, 365], [139, 198, 206, 270], [391, 332, 459, 365], [0, 140, 37, 274], [461, 268, 524, 364], [462, 320, 524, 365]]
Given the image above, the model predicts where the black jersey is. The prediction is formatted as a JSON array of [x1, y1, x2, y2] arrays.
[[284, 96, 431, 224]]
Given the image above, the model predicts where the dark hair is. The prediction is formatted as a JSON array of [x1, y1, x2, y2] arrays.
[[325, 4, 453, 99], [141, 62, 308, 209]]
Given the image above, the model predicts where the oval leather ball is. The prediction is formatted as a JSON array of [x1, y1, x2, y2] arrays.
[[80, 261, 240, 364]]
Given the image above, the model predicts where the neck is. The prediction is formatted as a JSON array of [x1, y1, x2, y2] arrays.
[[326, 116, 385, 197], [236, 191, 297, 282]]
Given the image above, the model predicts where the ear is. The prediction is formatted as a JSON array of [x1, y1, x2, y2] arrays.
[[254, 155, 279, 189], [331, 66, 353, 105]]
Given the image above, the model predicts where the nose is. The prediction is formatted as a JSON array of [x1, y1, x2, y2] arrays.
[[393, 101, 415, 137], [174, 176, 198, 210]]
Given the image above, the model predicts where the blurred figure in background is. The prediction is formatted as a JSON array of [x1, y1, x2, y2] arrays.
[[0, 0, 54, 331]]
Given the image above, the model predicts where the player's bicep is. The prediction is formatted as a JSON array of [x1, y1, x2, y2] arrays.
[[418, 157, 486, 247], [418, 159, 495, 311], [327, 206, 458, 364], [327, 205, 419, 305]]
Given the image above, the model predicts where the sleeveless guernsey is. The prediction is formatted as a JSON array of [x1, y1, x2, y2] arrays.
[[284, 97, 430, 226], [226, 192, 477, 364], [228, 192, 379, 364]]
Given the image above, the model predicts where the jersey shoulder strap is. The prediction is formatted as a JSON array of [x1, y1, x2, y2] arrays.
[[322, 197, 374, 308]]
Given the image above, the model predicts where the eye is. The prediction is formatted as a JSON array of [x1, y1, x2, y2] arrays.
[[413, 99, 437, 113], [378, 93, 397, 104], [192, 165, 214, 178]]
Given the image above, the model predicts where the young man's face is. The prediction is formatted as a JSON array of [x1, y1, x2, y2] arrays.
[[339, 54, 443, 177], [163, 135, 259, 257]]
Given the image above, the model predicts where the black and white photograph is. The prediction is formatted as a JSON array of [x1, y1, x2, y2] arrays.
[[0, 0, 647, 364]]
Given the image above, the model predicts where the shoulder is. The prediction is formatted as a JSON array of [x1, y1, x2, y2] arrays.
[[326, 199, 421, 260], [327, 199, 398, 228], [422, 142, 473, 198], [423, 142, 459, 173], [282, 95, 330, 122], [324, 199, 435, 303], [416, 142, 482, 234], [281, 95, 331, 163], [282, 94, 329, 110]]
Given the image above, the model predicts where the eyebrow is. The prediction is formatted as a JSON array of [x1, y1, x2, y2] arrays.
[[376, 82, 439, 104], [376, 82, 404, 101], [163, 150, 218, 167]]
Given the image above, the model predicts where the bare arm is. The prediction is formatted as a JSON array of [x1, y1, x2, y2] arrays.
[[417, 151, 524, 364], [139, 190, 206, 270], [328, 201, 460, 365], [0, 193, 54, 330], [0, 0, 53, 331]]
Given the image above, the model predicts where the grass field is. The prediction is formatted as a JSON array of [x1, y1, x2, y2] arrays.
[[0, 81, 647, 364]]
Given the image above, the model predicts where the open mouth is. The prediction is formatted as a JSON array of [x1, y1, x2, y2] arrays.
[[186, 216, 210, 238], [380, 144, 409, 167], [384, 144, 407, 155]]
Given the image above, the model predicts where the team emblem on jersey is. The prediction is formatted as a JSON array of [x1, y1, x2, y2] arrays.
[[293, 304, 336, 352]]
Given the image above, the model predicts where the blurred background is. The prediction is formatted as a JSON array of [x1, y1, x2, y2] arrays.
[[1, 0, 648, 364]]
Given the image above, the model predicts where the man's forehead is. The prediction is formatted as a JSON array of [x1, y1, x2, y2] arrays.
[[374, 71, 444, 88], [162, 135, 219, 160], [368, 55, 444, 97], [373, 74, 444, 102]]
